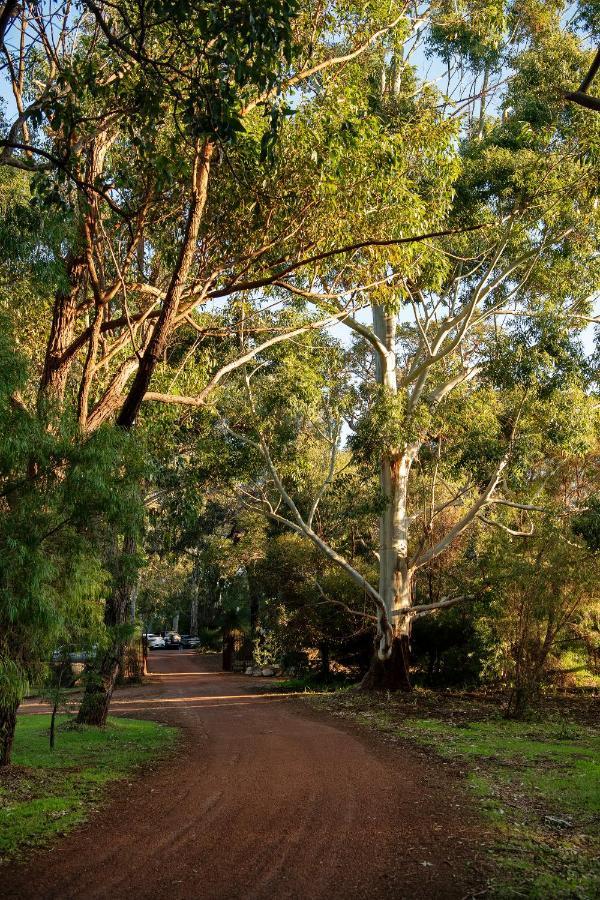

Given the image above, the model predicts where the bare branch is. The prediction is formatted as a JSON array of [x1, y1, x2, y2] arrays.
[[477, 515, 534, 537], [392, 594, 475, 617]]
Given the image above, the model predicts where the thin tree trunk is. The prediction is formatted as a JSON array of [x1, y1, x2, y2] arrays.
[[248, 562, 261, 638], [190, 595, 199, 637], [0, 701, 18, 766], [49, 700, 58, 750], [77, 535, 136, 726]]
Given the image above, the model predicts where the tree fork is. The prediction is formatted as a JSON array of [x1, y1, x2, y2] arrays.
[[79, 142, 213, 723], [360, 634, 411, 692], [117, 139, 213, 429], [39, 254, 86, 404]]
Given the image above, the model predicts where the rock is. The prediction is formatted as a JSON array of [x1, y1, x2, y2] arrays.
[[261, 667, 275, 677], [252, 668, 262, 676], [245, 666, 253, 676], [544, 815, 573, 829]]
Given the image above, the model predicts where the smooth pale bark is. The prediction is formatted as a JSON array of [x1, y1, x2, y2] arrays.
[[363, 307, 419, 690]]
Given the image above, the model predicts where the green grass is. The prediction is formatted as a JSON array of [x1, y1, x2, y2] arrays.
[[0, 714, 178, 860], [310, 692, 600, 899], [261, 672, 352, 693]]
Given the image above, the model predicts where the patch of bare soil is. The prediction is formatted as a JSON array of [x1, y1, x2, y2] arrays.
[[4, 652, 491, 900]]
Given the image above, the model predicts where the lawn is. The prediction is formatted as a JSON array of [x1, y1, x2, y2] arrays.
[[0, 714, 178, 860], [309, 690, 600, 899]]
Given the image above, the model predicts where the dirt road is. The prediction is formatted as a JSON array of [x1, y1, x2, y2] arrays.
[[6, 652, 486, 899]]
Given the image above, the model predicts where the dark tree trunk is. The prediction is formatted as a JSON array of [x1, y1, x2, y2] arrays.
[[360, 636, 411, 692], [116, 140, 213, 429], [0, 701, 18, 766], [223, 632, 235, 672], [77, 536, 136, 725], [505, 668, 542, 720], [319, 642, 330, 678], [50, 701, 58, 750], [39, 254, 86, 404], [77, 652, 120, 727], [248, 564, 261, 639]]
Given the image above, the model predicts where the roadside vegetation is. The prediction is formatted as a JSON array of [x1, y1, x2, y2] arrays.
[[0, 715, 177, 860], [309, 689, 600, 899]]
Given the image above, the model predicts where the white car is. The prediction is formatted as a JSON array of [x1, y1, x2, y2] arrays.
[[146, 634, 165, 649]]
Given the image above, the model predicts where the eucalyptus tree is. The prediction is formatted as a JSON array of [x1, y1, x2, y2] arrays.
[[1, 0, 304, 723], [2, 0, 598, 709], [1, 0, 476, 716], [215, 3, 600, 688]]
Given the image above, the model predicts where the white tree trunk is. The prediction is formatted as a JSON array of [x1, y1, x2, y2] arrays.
[[369, 306, 418, 686]]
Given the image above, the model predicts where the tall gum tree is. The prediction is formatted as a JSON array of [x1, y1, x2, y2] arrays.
[[217, 4, 600, 688], [2, 1, 599, 712], [3, 0, 445, 721]]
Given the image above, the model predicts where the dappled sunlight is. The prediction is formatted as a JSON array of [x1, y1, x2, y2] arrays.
[[146, 671, 234, 677], [103, 699, 290, 712], [110, 693, 292, 705], [19, 692, 294, 715]]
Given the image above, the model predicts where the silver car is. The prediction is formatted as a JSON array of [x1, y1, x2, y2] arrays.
[[146, 634, 165, 649]]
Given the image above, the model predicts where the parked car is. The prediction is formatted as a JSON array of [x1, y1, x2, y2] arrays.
[[146, 634, 165, 650], [180, 635, 201, 649], [164, 631, 181, 649], [52, 647, 95, 663]]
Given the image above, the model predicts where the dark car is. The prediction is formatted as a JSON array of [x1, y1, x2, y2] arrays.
[[164, 631, 182, 649], [180, 635, 201, 649]]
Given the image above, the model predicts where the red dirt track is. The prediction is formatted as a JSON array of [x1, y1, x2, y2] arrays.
[[4, 652, 486, 899]]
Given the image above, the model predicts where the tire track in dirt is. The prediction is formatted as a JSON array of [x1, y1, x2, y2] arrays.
[[5, 651, 487, 899]]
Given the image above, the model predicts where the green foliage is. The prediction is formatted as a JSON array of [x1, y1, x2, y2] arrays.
[[429, 0, 507, 69], [573, 497, 600, 553], [0, 328, 146, 717], [349, 387, 409, 462]]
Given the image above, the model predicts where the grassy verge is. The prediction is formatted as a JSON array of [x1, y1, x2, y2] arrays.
[[258, 672, 352, 693], [0, 714, 178, 860], [309, 690, 599, 899]]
